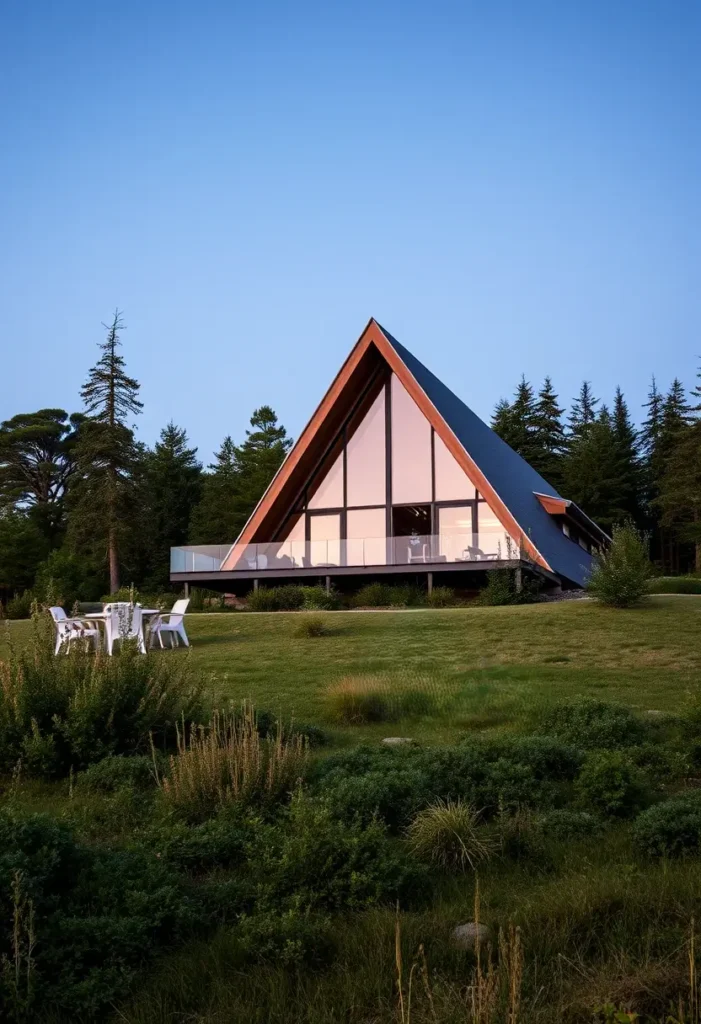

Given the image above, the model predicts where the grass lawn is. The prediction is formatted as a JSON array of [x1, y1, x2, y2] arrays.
[[4, 595, 701, 1022], [6, 596, 694, 740]]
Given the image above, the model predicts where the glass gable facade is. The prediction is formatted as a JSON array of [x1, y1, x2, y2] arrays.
[[255, 370, 514, 570]]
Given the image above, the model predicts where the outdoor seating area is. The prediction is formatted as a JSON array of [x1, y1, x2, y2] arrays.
[[49, 598, 190, 655]]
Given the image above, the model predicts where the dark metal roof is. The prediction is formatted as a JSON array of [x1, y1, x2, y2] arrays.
[[377, 322, 593, 587]]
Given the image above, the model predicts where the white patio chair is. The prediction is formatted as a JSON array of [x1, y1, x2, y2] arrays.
[[150, 599, 190, 649], [49, 606, 100, 655], [104, 602, 146, 655], [407, 543, 429, 564]]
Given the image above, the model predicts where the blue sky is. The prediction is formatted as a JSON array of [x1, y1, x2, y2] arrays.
[[1, 0, 699, 462]]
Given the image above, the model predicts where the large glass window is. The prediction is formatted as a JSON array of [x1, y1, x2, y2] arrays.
[[307, 439, 344, 509], [391, 375, 432, 504], [346, 508, 386, 565], [438, 505, 475, 561], [346, 387, 386, 507], [309, 513, 341, 566], [434, 433, 476, 501]]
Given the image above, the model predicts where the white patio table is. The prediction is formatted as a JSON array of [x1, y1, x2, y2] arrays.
[[84, 608, 161, 652]]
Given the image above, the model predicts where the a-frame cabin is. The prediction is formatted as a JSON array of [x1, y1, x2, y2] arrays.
[[171, 320, 608, 594]]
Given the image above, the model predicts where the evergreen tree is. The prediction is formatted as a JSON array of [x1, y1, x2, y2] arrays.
[[0, 409, 83, 541], [0, 509, 51, 600], [531, 377, 566, 486], [144, 423, 202, 587], [611, 387, 643, 524], [230, 406, 292, 532], [67, 311, 143, 593], [561, 406, 630, 532], [656, 373, 701, 571], [491, 377, 538, 463], [189, 436, 241, 544], [568, 381, 598, 439]]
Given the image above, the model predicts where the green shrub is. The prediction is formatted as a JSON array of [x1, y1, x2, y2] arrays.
[[479, 735, 584, 781], [648, 575, 701, 595], [78, 754, 158, 794], [301, 585, 339, 610], [538, 808, 603, 841], [586, 523, 653, 607], [542, 697, 648, 749], [407, 798, 492, 872], [294, 614, 327, 638], [0, 610, 203, 777], [236, 910, 337, 967], [5, 590, 34, 620], [0, 811, 193, 1017], [145, 812, 253, 873], [35, 548, 103, 608], [350, 582, 423, 608], [318, 768, 428, 830], [426, 586, 459, 608], [628, 743, 689, 789], [633, 791, 701, 858], [247, 585, 305, 612], [575, 750, 648, 818], [249, 794, 429, 912], [477, 568, 541, 606]]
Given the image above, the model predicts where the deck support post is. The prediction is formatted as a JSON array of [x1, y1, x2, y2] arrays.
[[183, 582, 190, 597], [253, 578, 259, 592], [514, 567, 523, 593], [325, 575, 331, 595], [427, 572, 433, 596]]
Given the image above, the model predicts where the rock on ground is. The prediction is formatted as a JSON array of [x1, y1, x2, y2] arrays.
[[452, 922, 491, 950]]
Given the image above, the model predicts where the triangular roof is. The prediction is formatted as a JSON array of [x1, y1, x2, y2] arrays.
[[224, 319, 596, 585]]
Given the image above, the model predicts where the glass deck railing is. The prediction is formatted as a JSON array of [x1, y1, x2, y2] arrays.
[[171, 528, 521, 573]]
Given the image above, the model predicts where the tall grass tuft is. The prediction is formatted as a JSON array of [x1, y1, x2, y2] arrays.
[[407, 799, 493, 872], [326, 673, 444, 724], [161, 703, 308, 815]]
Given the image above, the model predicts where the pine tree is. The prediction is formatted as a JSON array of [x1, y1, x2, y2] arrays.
[[0, 409, 84, 541], [67, 311, 143, 593], [491, 377, 538, 463], [656, 374, 701, 571], [231, 406, 292, 535], [189, 436, 242, 544], [568, 381, 598, 439], [531, 377, 566, 486], [611, 387, 643, 524], [144, 423, 202, 587], [561, 406, 630, 532]]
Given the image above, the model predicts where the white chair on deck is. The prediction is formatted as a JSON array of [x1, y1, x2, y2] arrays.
[[49, 607, 100, 655], [104, 602, 146, 655], [150, 599, 190, 649]]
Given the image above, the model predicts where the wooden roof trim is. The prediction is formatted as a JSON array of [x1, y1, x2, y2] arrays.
[[535, 493, 570, 516]]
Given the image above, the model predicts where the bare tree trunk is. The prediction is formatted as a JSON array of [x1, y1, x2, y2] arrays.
[[109, 524, 119, 593]]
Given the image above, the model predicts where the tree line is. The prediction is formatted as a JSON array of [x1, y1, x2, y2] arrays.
[[491, 371, 701, 572], [1, 312, 699, 606], [0, 313, 291, 604]]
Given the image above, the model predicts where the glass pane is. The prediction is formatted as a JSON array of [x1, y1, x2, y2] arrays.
[[391, 505, 432, 564], [346, 387, 386, 507], [346, 508, 386, 565], [308, 439, 344, 509], [277, 514, 306, 567], [438, 505, 474, 562], [391, 374, 432, 503], [477, 504, 507, 558], [309, 513, 341, 566], [434, 433, 476, 501]]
